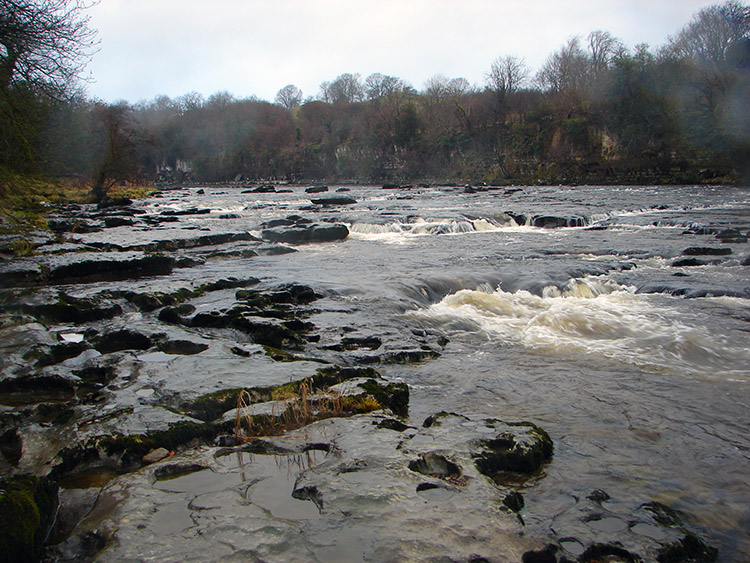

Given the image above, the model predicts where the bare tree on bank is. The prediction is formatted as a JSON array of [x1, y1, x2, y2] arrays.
[[0, 0, 98, 97], [485, 55, 530, 97], [275, 84, 302, 109]]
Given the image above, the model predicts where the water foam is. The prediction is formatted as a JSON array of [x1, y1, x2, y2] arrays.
[[412, 277, 748, 378], [348, 215, 518, 242]]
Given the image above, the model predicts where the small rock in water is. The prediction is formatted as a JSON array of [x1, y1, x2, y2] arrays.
[[142, 448, 170, 464]]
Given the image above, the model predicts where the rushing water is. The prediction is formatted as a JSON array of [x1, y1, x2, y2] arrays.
[[111, 182, 750, 558], [14, 183, 749, 560]]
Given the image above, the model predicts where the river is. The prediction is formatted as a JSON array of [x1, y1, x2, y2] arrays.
[[2, 183, 749, 561]]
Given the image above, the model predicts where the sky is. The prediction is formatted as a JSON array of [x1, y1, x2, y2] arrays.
[[84, 0, 723, 104]]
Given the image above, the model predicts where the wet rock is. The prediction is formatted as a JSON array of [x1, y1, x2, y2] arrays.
[[102, 216, 134, 228], [0, 475, 59, 563], [473, 421, 554, 480], [379, 349, 441, 364], [305, 185, 329, 193], [376, 418, 410, 432], [503, 491, 525, 513], [682, 247, 732, 256], [32, 341, 91, 367], [247, 185, 276, 193], [0, 428, 22, 465], [159, 207, 210, 216], [93, 329, 152, 354], [0, 375, 77, 406], [261, 223, 349, 244], [291, 485, 324, 510], [97, 196, 133, 209], [656, 533, 718, 562], [236, 283, 321, 307], [641, 501, 683, 527], [153, 462, 208, 480], [46, 255, 174, 284], [671, 257, 706, 267], [142, 447, 170, 464], [188, 311, 305, 349], [156, 339, 208, 355], [715, 228, 747, 243], [47, 218, 101, 233], [310, 195, 357, 205], [72, 365, 116, 385], [587, 489, 611, 503], [51, 421, 222, 476], [522, 544, 558, 563], [357, 379, 409, 417], [578, 543, 641, 562], [531, 215, 586, 228], [325, 335, 382, 351], [21, 295, 122, 324], [408, 452, 462, 479], [506, 212, 528, 226]]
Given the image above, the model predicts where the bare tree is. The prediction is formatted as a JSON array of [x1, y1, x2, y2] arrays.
[[364, 73, 411, 99], [587, 30, 624, 79], [485, 55, 530, 96], [666, 0, 750, 65], [0, 0, 98, 96], [320, 73, 364, 104], [275, 84, 302, 109], [536, 36, 590, 94]]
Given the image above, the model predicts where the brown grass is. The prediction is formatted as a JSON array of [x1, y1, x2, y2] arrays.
[[234, 378, 380, 443]]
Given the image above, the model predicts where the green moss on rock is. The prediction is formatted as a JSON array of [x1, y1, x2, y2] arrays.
[[473, 421, 553, 479], [0, 475, 58, 563]]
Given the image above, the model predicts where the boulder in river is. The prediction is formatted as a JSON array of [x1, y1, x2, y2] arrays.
[[261, 223, 349, 244], [310, 196, 357, 205]]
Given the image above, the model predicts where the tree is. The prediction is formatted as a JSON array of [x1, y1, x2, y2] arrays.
[[275, 84, 302, 109], [89, 102, 141, 202], [0, 0, 97, 97], [587, 30, 624, 80], [666, 0, 749, 65], [536, 37, 591, 95], [364, 73, 411, 99], [485, 55, 529, 97], [319, 73, 364, 104]]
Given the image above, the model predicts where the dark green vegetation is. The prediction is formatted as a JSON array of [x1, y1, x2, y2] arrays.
[[0, 475, 58, 562], [2, 2, 749, 219]]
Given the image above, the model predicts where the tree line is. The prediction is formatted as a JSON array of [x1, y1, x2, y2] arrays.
[[2, 0, 749, 201]]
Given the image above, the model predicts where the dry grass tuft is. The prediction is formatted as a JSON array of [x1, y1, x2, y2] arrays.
[[234, 378, 381, 443]]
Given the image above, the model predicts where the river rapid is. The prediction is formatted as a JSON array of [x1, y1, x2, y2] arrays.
[[2, 183, 749, 561]]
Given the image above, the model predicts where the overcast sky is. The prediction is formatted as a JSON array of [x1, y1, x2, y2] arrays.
[[85, 0, 721, 104]]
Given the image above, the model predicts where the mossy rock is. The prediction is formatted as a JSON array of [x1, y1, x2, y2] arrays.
[[0, 475, 59, 563], [51, 421, 223, 477], [357, 379, 409, 417], [473, 421, 553, 479]]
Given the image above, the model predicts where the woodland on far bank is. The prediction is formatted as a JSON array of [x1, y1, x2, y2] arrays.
[[1, 0, 749, 214]]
